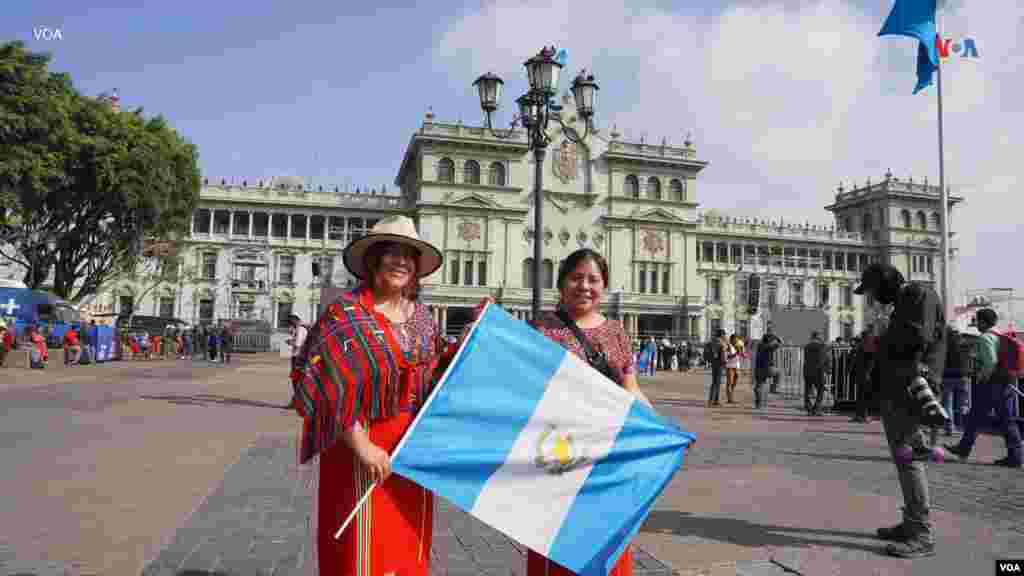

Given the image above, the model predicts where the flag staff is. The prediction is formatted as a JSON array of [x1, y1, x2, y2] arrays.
[[936, 4, 952, 321]]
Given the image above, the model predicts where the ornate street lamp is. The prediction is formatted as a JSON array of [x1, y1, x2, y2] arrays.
[[473, 46, 600, 322]]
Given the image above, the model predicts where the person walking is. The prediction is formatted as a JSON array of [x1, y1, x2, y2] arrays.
[[761, 324, 783, 394], [530, 248, 652, 576], [707, 330, 727, 407], [939, 325, 970, 436], [852, 330, 880, 422], [803, 331, 830, 416], [208, 328, 219, 362], [0, 320, 12, 368], [725, 334, 741, 404], [643, 336, 658, 376], [945, 308, 1022, 468], [286, 314, 309, 379], [220, 324, 234, 365], [855, 263, 947, 558], [753, 331, 780, 409], [290, 216, 473, 575]]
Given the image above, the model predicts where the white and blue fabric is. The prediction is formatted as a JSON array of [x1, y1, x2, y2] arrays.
[[391, 304, 695, 575]]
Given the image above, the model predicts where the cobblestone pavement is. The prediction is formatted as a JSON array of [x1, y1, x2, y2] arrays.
[[4, 363, 1024, 575]]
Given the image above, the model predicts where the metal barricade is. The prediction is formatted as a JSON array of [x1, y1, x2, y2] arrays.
[[760, 344, 855, 410], [232, 332, 270, 353]]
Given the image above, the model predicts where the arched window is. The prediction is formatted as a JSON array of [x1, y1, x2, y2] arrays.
[[670, 179, 684, 201], [463, 160, 481, 185], [625, 175, 639, 198], [930, 212, 940, 229], [523, 258, 534, 288], [900, 209, 912, 228], [916, 210, 927, 229], [862, 212, 873, 233], [438, 158, 454, 183], [542, 259, 555, 289], [647, 177, 661, 200], [488, 162, 505, 186]]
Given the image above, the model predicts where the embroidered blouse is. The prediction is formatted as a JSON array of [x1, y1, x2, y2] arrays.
[[290, 286, 456, 464], [535, 313, 636, 384]]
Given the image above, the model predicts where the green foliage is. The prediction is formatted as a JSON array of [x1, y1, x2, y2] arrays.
[[0, 40, 201, 302]]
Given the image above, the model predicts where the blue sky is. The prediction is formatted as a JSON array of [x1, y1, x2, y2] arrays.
[[4, 0, 1022, 300]]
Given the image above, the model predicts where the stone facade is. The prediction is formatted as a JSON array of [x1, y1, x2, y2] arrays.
[[2, 114, 963, 343]]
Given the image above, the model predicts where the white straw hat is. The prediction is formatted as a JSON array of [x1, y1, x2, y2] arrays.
[[342, 216, 442, 280]]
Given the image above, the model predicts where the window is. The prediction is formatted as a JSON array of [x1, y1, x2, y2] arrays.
[[234, 263, 257, 282], [278, 255, 295, 284], [916, 211, 927, 229], [119, 295, 135, 316], [842, 285, 853, 307], [847, 252, 858, 273], [478, 260, 487, 286], [649, 269, 658, 294], [314, 256, 334, 286], [767, 280, 778, 307], [912, 255, 919, 273], [858, 253, 869, 272], [310, 215, 325, 240], [277, 301, 293, 330], [213, 211, 230, 234], [770, 246, 782, 267], [670, 179, 684, 201], [834, 251, 845, 271], [232, 212, 249, 236], [926, 256, 933, 274], [199, 299, 214, 322], [901, 209, 912, 228], [271, 213, 288, 238], [290, 215, 307, 239], [662, 269, 670, 294], [438, 158, 454, 182], [238, 301, 254, 319], [930, 212, 940, 229], [819, 284, 830, 307], [709, 278, 721, 303], [745, 245, 757, 266], [736, 276, 748, 307], [862, 212, 873, 233], [737, 320, 750, 340], [784, 247, 795, 268], [159, 297, 175, 318], [790, 281, 804, 307], [328, 216, 344, 241], [193, 209, 211, 234], [797, 248, 808, 269], [542, 259, 554, 289], [464, 258, 474, 286], [253, 212, 269, 237], [709, 318, 722, 338], [202, 253, 218, 279], [452, 254, 461, 285], [463, 160, 481, 185], [716, 243, 728, 263], [842, 322, 855, 340], [730, 245, 742, 265], [647, 177, 661, 200], [625, 175, 639, 198], [638, 266, 646, 293], [702, 242, 715, 262], [488, 162, 506, 186]]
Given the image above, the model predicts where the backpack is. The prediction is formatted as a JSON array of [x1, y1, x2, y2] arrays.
[[993, 330, 1024, 378]]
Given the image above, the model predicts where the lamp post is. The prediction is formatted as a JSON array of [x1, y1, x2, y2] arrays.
[[473, 47, 599, 322]]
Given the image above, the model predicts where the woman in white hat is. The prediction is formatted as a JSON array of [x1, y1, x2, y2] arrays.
[[290, 215, 479, 575]]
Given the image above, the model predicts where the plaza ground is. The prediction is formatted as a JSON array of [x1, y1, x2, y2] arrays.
[[0, 357, 1021, 575]]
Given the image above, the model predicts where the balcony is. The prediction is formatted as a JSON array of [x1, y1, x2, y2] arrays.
[[230, 279, 269, 293]]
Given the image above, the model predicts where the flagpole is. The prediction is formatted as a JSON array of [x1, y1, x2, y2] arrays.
[[936, 5, 952, 321], [333, 302, 493, 539]]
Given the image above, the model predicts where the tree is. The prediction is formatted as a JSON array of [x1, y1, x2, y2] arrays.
[[0, 41, 201, 302], [97, 237, 199, 326]]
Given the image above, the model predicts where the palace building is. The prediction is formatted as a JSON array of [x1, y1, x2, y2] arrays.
[[42, 96, 962, 346]]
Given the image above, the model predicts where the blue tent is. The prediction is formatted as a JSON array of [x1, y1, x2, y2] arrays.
[[0, 287, 81, 345]]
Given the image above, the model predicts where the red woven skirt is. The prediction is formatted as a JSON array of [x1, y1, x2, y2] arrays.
[[315, 411, 433, 575]]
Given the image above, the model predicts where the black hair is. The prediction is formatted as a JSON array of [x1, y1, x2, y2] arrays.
[[976, 308, 998, 326], [557, 248, 610, 290]]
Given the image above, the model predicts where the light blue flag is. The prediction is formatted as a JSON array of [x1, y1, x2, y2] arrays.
[[878, 0, 939, 93], [391, 304, 695, 575]]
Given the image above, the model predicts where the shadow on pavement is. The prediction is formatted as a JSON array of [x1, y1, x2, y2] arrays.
[[140, 393, 291, 410], [804, 428, 884, 436], [177, 571, 229, 576], [777, 450, 894, 464], [640, 510, 882, 554]]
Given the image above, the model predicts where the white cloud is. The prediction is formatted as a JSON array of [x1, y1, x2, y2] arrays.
[[434, 0, 1024, 295]]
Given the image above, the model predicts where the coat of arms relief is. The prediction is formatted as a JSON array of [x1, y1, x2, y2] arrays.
[[552, 140, 578, 183]]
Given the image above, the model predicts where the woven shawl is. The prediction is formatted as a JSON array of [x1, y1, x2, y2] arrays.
[[290, 286, 454, 464]]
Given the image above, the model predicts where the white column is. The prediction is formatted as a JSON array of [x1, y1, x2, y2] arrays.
[[306, 214, 311, 240], [229, 209, 235, 235], [286, 213, 292, 240], [248, 211, 254, 239], [208, 210, 214, 234]]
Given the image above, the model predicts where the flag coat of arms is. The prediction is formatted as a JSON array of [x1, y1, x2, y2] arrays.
[[390, 304, 695, 575]]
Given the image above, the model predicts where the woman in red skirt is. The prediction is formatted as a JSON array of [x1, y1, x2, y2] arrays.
[[291, 216, 476, 575], [530, 248, 654, 576]]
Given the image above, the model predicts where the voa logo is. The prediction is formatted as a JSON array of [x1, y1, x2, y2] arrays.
[[33, 27, 64, 41], [936, 35, 979, 60], [997, 560, 1023, 574]]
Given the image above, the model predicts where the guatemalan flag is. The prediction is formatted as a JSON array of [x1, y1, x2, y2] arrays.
[[390, 304, 695, 575]]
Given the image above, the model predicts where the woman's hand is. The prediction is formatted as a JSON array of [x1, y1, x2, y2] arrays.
[[343, 425, 392, 484]]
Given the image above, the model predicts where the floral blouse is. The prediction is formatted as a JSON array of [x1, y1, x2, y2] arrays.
[[536, 313, 636, 384]]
